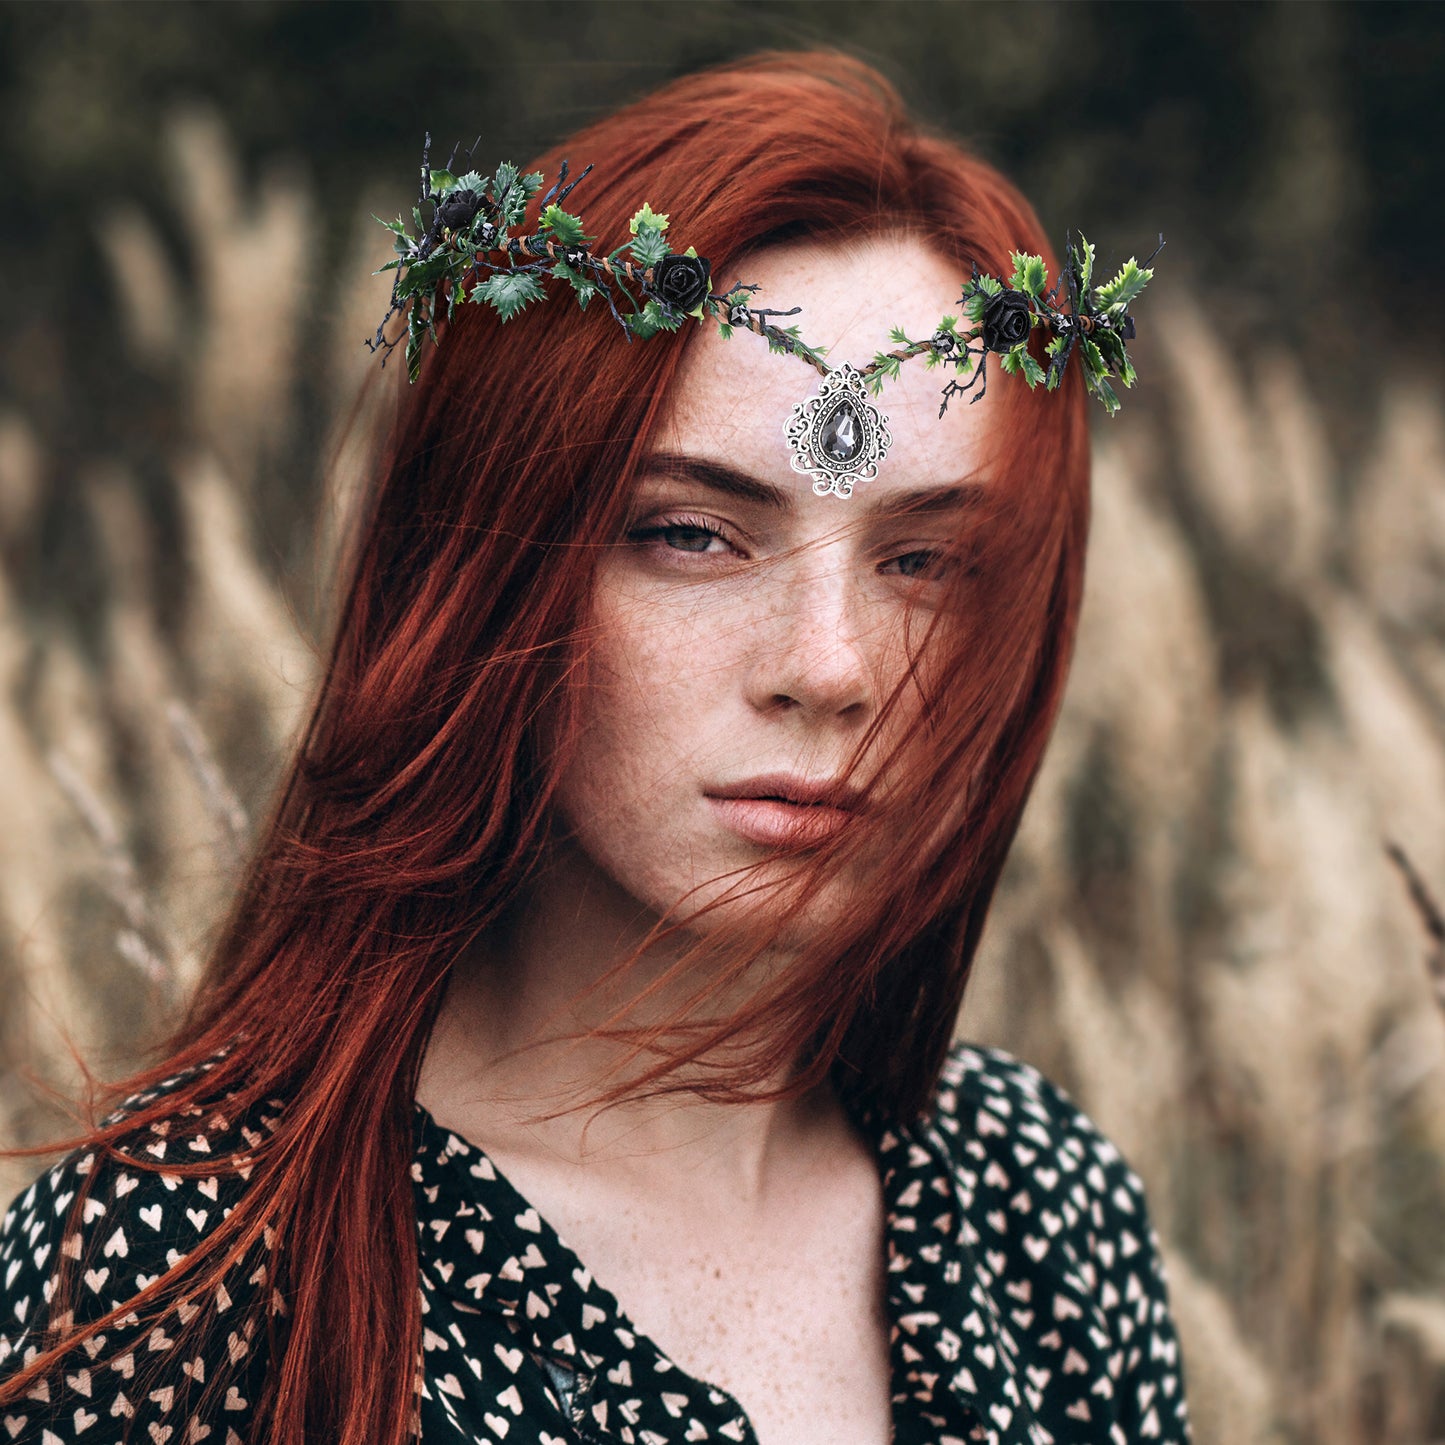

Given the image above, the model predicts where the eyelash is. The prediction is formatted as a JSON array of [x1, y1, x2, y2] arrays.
[[627, 514, 735, 557], [625, 514, 965, 580]]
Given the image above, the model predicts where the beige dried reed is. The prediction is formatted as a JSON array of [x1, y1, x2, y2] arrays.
[[0, 119, 1442, 1444]]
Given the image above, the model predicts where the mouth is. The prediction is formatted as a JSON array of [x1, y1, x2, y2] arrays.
[[704, 774, 862, 848], [706, 773, 862, 809]]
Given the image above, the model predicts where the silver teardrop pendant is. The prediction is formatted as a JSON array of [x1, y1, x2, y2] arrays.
[[784, 363, 893, 499]]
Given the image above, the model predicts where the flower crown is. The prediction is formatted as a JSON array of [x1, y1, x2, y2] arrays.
[[371, 137, 1163, 498]]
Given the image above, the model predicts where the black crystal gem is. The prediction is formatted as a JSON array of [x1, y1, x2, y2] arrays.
[[819, 400, 865, 465]]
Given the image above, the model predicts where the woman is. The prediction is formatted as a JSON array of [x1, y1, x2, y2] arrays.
[[0, 49, 1190, 1445]]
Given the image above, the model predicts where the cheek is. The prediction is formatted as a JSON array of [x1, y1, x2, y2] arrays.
[[576, 591, 715, 782], [550, 585, 731, 900]]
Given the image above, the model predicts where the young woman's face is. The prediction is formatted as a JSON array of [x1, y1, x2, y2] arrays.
[[553, 234, 1009, 938]]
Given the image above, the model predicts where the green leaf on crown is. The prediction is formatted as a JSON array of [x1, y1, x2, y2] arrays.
[[454, 170, 486, 195], [629, 202, 670, 235], [962, 274, 1003, 322], [629, 224, 670, 271], [429, 170, 459, 193], [1078, 333, 1122, 414], [393, 252, 454, 301], [1044, 334, 1068, 391], [1008, 252, 1049, 299], [626, 298, 684, 340], [405, 306, 431, 384], [1092, 376, 1121, 417], [935, 314, 962, 345], [765, 323, 802, 358], [375, 214, 408, 237], [1019, 350, 1046, 388], [550, 259, 600, 310], [490, 163, 543, 229], [492, 162, 519, 200], [1093, 257, 1153, 313], [472, 270, 547, 322], [1093, 329, 1137, 387], [539, 205, 593, 248], [870, 352, 903, 384], [1070, 233, 1096, 294], [998, 347, 1024, 377]]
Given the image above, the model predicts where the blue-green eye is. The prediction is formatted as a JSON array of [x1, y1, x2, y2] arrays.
[[627, 514, 732, 555], [886, 549, 953, 580], [658, 525, 722, 553]]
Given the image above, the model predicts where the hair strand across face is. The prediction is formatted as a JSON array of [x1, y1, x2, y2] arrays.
[[1, 49, 1089, 1445]]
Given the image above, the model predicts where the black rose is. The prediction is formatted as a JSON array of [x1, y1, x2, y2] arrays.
[[980, 289, 1032, 352], [436, 188, 483, 232], [650, 253, 712, 313]]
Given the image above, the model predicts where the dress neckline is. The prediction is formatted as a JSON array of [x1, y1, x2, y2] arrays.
[[409, 1079, 1034, 1445]]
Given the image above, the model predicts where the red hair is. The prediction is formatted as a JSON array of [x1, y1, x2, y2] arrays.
[[3, 48, 1089, 1445]]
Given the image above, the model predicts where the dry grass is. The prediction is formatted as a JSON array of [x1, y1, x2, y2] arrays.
[[3, 112, 1443, 1443]]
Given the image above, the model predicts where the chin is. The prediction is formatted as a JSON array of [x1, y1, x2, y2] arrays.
[[656, 851, 869, 952]]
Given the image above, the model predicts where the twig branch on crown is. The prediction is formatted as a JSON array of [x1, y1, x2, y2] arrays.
[[369, 135, 1162, 418]]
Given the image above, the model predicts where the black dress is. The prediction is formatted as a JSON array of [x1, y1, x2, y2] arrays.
[[1, 1043, 1192, 1444]]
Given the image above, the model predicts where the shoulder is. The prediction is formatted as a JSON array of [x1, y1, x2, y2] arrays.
[[2, 1058, 273, 1324], [923, 1041, 1193, 1441], [0, 1060, 279, 1439], [928, 1039, 1153, 1220]]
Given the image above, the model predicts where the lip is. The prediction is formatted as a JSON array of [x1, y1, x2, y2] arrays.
[[704, 773, 862, 848], [707, 773, 863, 809]]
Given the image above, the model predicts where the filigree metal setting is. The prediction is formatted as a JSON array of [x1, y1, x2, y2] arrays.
[[784, 363, 894, 499]]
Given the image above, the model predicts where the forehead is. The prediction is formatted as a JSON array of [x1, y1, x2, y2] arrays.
[[652, 233, 1010, 502]]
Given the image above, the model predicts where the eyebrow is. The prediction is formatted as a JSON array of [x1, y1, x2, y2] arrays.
[[638, 453, 987, 520]]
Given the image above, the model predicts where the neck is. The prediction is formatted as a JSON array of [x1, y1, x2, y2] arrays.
[[415, 840, 831, 1200]]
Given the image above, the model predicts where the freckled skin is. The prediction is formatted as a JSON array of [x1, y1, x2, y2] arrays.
[[551, 235, 1003, 947], [418, 235, 1007, 1445]]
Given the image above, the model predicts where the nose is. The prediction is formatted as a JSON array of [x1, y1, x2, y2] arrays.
[[744, 549, 877, 721]]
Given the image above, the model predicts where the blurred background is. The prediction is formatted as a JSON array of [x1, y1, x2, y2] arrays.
[[1, 2, 1442, 1441]]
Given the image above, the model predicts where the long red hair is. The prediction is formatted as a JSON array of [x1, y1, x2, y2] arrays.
[[3, 48, 1089, 1444]]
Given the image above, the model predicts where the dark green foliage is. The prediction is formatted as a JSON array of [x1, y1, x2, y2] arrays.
[[472, 271, 547, 322], [539, 205, 591, 248], [370, 133, 1151, 417], [1008, 251, 1049, 299], [1094, 257, 1153, 312], [625, 298, 683, 340]]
